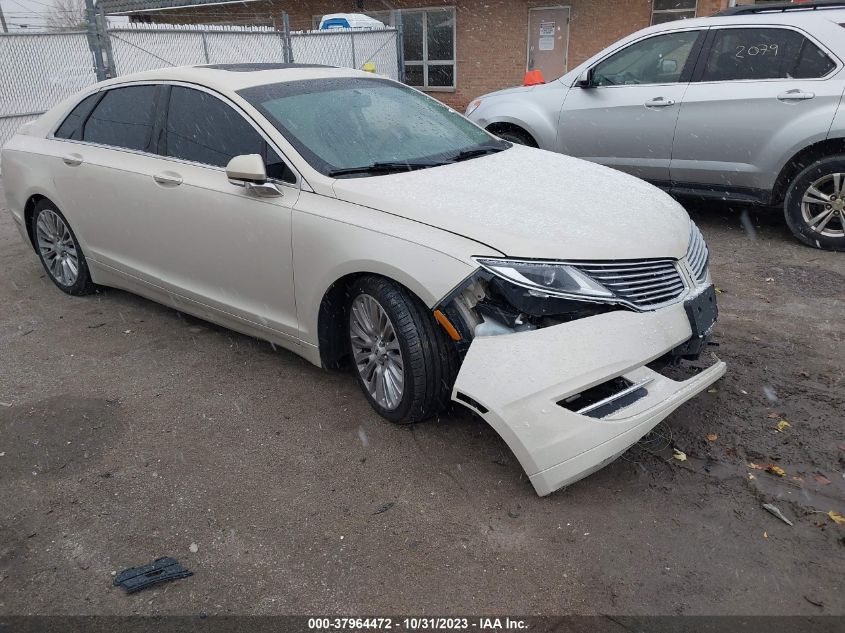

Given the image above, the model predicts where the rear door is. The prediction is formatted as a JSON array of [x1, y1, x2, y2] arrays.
[[557, 28, 704, 183], [671, 26, 842, 196], [51, 83, 166, 283]]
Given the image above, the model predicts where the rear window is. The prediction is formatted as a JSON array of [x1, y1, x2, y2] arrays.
[[83, 85, 157, 151], [701, 28, 836, 82], [54, 93, 100, 141]]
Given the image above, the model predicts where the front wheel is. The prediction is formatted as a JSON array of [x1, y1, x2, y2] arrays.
[[346, 276, 458, 424], [784, 156, 845, 251]]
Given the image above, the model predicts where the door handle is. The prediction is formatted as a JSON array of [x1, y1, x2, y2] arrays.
[[153, 172, 183, 186], [644, 97, 676, 108], [777, 89, 815, 102], [62, 153, 83, 166]]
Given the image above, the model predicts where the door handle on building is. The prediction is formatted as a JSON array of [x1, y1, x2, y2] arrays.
[[644, 97, 675, 108], [153, 172, 183, 186], [62, 153, 83, 166], [777, 89, 815, 102]]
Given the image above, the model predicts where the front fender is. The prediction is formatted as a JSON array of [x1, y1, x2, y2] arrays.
[[292, 193, 499, 348], [470, 85, 568, 152]]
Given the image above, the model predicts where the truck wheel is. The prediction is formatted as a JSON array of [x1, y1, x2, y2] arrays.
[[784, 156, 845, 251]]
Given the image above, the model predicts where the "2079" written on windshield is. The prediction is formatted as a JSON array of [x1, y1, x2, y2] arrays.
[[735, 43, 779, 59]]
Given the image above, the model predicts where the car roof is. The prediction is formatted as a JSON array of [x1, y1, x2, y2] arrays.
[[641, 7, 845, 34], [95, 63, 376, 94]]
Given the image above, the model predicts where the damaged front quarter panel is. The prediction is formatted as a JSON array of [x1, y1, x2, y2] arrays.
[[436, 270, 726, 497]]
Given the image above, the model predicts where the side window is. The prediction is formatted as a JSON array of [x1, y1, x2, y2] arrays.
[[55, 93, 100, 141], [164, 86, 295, 183], [83, 85, 157, 151], [592, 30, 700, 86], [701, 28, 836, 82]]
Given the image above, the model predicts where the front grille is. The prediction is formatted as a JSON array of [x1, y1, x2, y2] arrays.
[[573, 259, 686, 309], [686, 222, 709, 283]]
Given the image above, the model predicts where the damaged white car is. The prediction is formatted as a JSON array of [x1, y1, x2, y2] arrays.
[[1, 64, 726, 496]]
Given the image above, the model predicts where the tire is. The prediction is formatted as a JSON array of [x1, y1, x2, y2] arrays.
[[346, 276, 458, 424], [784, 156, 845, 251], [30, 199, 96, 295], [490, 126, 537, 147]]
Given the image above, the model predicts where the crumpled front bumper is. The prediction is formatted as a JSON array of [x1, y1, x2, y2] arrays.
[[451, 302, 726, 496]]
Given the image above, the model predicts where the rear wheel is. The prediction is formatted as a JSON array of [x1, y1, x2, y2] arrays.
[[347, 276, 457, 424], [31, 200, 96, 295], [784, 156, 845, 251]]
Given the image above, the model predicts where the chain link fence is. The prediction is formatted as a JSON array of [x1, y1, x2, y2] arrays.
[[0, 19, 400, 149]]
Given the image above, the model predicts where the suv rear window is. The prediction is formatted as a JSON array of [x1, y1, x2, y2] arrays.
[[701, 28, 836, 82], [83, 85, 157, 151]]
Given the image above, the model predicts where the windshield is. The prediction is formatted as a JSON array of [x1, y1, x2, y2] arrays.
[[239, 77, 504, 177]]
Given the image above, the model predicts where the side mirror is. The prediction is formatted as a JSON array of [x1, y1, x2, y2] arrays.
[[225, 154, 282, 198], [575, 68, 594, 88]]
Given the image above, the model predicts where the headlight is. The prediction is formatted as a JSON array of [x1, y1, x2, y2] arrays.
[[475, 258, 613, 300], [465, 98, 482, 117]]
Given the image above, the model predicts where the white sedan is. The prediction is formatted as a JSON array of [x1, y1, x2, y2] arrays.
[[1, 64, 725, 496]]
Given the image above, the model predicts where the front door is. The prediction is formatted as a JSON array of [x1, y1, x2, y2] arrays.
[[146, 85, 301, 340], [557, 29, 703, 183], [527, 7, 570, 81]]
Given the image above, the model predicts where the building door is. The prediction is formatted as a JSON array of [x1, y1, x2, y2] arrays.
[[527, 7, 570, 80]]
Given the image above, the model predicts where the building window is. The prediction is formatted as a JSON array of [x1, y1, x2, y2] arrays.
[[312, 7, 456, 90], [651, 0, 697, 25], [400, 8, 456, 90]]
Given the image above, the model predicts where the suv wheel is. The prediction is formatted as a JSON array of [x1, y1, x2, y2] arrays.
[[346, 276, 458, 424], [784, 156, 845, 251], [31, 200, 96, 295]]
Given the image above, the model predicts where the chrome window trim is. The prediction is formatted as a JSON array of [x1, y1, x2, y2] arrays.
[[47, 79, 307, 191]]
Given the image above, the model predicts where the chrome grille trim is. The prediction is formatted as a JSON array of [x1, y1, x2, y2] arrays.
[[687, 222, 709, 283], [570, 258, 686, 310]]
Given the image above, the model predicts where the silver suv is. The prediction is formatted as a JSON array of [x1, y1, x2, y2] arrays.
[[466, 1, 845, 251]]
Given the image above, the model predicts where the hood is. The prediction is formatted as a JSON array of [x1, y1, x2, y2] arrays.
[[331, 145, 691, 261]]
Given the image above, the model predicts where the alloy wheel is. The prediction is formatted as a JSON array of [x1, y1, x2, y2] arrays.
[[36, 209, 79, 286], [800, 173, 845, 238], [349, 293, 405, 410]]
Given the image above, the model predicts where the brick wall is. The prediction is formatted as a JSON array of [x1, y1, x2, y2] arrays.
[[134, 0, 730, 110]]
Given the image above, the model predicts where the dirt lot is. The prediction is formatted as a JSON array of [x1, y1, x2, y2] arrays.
[[1, 179, 843, 617]]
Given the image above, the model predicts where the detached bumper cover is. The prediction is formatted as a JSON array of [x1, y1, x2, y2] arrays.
[[451, 302, 726, 496]]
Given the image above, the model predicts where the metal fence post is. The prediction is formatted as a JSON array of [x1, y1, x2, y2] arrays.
[[85, 0, 107, 81], [393, 10, 404, 83], [281, 12, 293, 63], [96, 4, 117, 78], [350, 29, 357, 69], [200, 31, 210, 63]]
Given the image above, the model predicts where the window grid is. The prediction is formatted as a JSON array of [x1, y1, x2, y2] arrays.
[[402, 8, 457, 91]]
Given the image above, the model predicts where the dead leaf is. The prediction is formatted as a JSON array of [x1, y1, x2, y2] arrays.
[[766, 464, 786, 477], [775, 420, 791, 432], [748, 462, 764, 470], [752, 335, 761, 342], [767, 412, 779, 419], [706, 433, 718, 442], [672, 449, 687, 462], [828, 511, 845, 525], [715, 287, 724, 294], [747, 473, 756, 481], [763, 531, 768, 539], [814, 474, 831, 486], [707, 388, 717, 394]]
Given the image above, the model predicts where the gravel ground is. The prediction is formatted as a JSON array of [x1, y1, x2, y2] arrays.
[[1, 180, 843, 616]]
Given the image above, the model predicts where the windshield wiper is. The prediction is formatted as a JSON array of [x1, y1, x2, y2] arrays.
[[328, 160, 446, 177], [450, 144, 509, 162]]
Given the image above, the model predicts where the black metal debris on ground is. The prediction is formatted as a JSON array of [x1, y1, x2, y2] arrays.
[[113, 557, 193, 594]]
